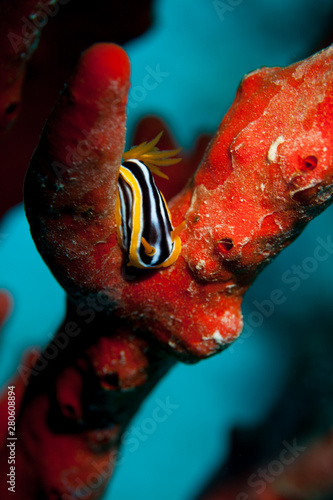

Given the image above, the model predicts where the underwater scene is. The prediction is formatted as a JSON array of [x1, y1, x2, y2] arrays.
[[1, 0, 333, 498]]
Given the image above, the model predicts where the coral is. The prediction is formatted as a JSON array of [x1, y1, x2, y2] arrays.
[[25, 43, 333, 362], [1, 39, 333, 499]]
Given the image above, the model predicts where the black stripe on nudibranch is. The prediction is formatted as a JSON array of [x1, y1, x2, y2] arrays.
[[117, 159, 177, 268]]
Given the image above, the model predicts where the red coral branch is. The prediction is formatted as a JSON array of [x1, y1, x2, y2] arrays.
[[0, 42, 332, 499], [25, 43, 333, 361]]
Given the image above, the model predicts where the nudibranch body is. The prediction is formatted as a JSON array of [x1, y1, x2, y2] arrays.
[[115, 133, 185, 269]]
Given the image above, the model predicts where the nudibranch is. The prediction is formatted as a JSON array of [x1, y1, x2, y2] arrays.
[[116, 132, 185, 269]]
